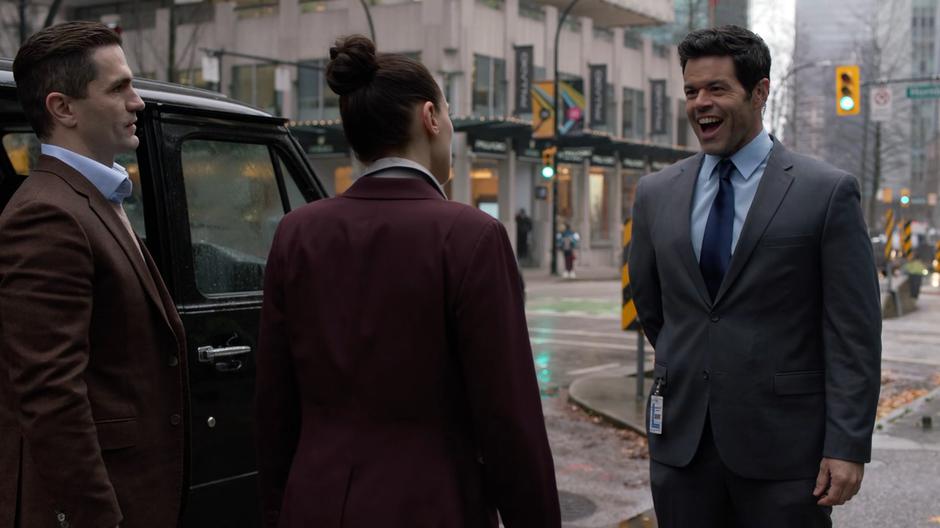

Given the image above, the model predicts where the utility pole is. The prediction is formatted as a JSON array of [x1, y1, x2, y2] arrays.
[[550, 0, 581, 276], [868, 122, 882, 226], [167, 1, 176, 83], [19, 0, 28, 44]]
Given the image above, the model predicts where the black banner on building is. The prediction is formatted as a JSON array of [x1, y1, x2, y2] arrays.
[[589, 64, 607, 127], [514, 45, 534, 115], [650, 79, 667, 136]]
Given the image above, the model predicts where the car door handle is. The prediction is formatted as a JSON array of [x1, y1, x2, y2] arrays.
[[197, 345, 252, 363]]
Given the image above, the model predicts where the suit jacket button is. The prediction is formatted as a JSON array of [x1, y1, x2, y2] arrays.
[[56, 512, 66, 522], [170, 414, 182, 426], [703, 370, 710, 380], [168, 355, 179, 367], [710, 313, 720, 322]]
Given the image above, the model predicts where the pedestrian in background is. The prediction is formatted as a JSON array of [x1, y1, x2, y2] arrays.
[[515, 207, 533, 262], [556, 222, 580, 278], [0, 21, 187, 528], [629, 25, 881, 527], [255, 35, 560, 528]]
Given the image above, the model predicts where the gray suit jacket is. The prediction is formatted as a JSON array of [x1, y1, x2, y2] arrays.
[[629, 139, 881, 480]]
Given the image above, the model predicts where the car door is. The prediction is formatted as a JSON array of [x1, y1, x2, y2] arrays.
[[147, 107, 325, 527]]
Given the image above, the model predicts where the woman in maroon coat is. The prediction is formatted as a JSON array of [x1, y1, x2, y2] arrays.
[[255, 35, 560, 528]]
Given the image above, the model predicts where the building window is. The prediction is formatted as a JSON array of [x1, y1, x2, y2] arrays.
[[71, 1, 158, 30], [231, 63, 278, 114], [477, 0, 504, 10], [174, 1, 214, 24], [622, 87, 645, 140], [177, 68, 211, 90], [593, 27, 613, 42], [623, 29, 642, 50], [518, 0, 545, 20], [676, 98, 690, 147], [565, 17, 582, 33], [234, 0, 278, 18], [472, 55, 507, 117], [297, 59, 340, 121]]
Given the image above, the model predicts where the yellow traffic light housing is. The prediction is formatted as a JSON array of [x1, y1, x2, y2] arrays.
[[541, 146, 557, 179], [835, 65, 861, 116], [900, 187, 911, 207]]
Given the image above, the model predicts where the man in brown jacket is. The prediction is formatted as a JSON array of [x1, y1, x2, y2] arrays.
[[0, 22, 187, 528]]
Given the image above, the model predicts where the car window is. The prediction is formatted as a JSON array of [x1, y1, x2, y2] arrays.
[[2, 132, 145, 237], [181, 139, 286, 296]]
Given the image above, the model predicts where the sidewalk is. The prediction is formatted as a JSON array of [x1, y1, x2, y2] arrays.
[[568, 279, 940, 527], [521, 265, 620, 284]]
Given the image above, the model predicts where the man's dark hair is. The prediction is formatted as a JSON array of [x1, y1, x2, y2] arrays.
[[678, 25, 771, 95], [13, 21, 122, 140], [326, 35, 444, 163]]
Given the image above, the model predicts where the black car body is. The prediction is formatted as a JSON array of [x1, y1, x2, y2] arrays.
[[0, 59, 327, 526]]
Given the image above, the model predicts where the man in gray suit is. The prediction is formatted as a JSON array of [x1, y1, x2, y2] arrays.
[[629, 26, 881, 527]]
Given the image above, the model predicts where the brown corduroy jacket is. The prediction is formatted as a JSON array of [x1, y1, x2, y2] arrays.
[[0, 155, 188, 528]]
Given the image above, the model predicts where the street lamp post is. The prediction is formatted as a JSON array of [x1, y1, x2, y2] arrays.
[[550, 0, 582, 276]]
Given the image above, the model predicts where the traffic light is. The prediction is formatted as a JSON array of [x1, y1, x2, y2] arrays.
[[541, 146, 557, 179], [900, 187, 911, 207], [835, 65, 861, 116]]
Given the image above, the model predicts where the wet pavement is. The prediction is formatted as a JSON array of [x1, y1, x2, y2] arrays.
[[526, 269, 940, 527]]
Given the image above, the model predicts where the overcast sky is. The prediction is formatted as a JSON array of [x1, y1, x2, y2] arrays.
[[750, 0, 797, 131]]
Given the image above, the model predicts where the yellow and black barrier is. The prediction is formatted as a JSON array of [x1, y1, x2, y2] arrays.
[[903, 220, 913, 261], [883, 209, 895, 261], [934, 241, 940, 273], [621, 218, 646, 400], [622, 219, 638, 331]]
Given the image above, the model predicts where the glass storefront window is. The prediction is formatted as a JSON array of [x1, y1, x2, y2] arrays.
[[298, 59, 340, 121], [231, 63, 277, 114], [589, 169, 610, 243], [471, 160, 500, 218]]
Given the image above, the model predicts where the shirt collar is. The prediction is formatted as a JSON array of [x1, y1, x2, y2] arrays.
[[41, 144, 132, 203], [359, 157, 447, 199], [701, 129, 773, 181]]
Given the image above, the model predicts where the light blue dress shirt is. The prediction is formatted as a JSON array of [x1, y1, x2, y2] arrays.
[[40, 144, 133, 204], [691, 130, 774, 260]]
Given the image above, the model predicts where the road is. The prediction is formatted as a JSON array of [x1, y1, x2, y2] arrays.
[[526, 278, 652, 527], [527, 274, 940, 527]]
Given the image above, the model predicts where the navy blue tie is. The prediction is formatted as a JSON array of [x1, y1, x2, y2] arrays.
[[700, 159, 735, 301]]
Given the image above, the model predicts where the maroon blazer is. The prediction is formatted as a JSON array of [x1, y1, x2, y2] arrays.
[[0, 156, 188, 528], [256, 171, 560, 527]]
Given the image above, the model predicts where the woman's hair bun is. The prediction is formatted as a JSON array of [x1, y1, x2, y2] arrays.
[[326, 35, 379, 96]]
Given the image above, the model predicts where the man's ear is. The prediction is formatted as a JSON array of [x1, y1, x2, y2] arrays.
[[45, 92, 78, 130], [753, 78, 770, 109], [421, 101, 440, 137]]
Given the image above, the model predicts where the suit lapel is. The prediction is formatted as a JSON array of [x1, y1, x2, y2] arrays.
[[713, 141, 795, 305], [87, 192, 178, 334], [672, 153, 712, 307], [36, 157, 178, 336]]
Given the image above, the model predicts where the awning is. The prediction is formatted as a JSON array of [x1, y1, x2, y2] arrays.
[[453, 116, 533, 142], [288, 120, 348, 156]]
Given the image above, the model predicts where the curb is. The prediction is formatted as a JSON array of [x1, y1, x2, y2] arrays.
[[875, 384, 940, 431], [567, 374, 650, 436]]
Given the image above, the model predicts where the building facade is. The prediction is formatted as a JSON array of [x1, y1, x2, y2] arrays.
[[65, 0, 697, 270], [792, 0, 939, 230]]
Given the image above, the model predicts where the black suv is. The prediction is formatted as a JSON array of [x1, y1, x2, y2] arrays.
[[0, 59, 327, 526]]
